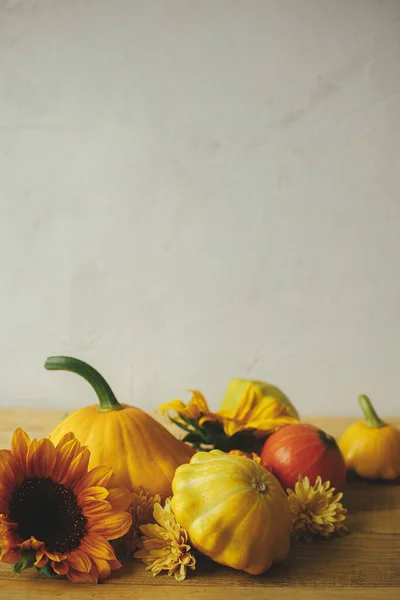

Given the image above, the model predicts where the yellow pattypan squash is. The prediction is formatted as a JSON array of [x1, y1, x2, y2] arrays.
[[46, 356, 194, 497], [171, 450, 292, 575]]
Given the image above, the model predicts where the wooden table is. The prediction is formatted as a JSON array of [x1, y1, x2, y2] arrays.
[[0, 409, 399, 599]]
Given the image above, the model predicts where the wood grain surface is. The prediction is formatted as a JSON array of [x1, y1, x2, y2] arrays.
[[0, 409, 399, 600]]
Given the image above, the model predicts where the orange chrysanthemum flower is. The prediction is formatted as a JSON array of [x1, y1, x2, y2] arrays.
[[0, 428, 132, 583]]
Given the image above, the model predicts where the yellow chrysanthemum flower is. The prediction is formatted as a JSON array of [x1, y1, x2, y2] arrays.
[[0, 428, 132, 583], [134, 498, 196, 582], [287, 475, 348, 542], [125, 487, 161, 552]]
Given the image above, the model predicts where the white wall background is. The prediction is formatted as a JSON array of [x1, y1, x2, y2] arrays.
[[0, 0, 399, 416]]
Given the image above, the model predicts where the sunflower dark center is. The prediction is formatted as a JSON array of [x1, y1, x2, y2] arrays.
[[9, 477, 87, 553]]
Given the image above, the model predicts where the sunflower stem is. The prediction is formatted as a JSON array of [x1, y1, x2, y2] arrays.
[[45, 356, 123, 412], [358, 394, 385, 428]]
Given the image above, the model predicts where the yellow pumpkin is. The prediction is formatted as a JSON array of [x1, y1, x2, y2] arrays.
[[171, 450, 292, 575], [220, 378, 300, 421], [339, 395, 400, 480], [46, 356, 194, 497]]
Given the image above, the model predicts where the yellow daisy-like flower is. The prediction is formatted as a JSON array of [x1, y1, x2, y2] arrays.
[[287, 475, 348, 542], [159, 385, 296, 438], [125, 487, 161, 552], [0, 428, 132, 583], [159, 389, 219, 424], [134, 498, 196, 582]]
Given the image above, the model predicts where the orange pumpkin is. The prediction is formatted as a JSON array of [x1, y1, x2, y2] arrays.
[[47, 356, 194, 497], [261, 423, 346, 491]]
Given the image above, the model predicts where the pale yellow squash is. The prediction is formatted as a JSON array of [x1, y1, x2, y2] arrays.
[[171, 450, 292, 575]]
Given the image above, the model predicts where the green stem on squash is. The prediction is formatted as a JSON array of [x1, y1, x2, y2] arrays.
[[45, 356, 123, 412], [358, 394, 385, 428]]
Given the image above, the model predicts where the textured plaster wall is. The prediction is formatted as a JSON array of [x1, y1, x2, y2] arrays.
[[0, 1, 399, 415]]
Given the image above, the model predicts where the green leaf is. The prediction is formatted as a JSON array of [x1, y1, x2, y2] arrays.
[[168, 417, 195, 434], [13, 550, 36, 574], [183, 417, 202, 430], [35, 563, 61, 578]]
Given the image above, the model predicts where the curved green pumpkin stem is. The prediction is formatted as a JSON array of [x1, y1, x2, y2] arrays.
[[358, 394, 385, 428], [45, 356, 123, 412]]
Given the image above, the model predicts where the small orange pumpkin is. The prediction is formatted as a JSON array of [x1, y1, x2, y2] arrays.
[[261, 423, 346, 490]]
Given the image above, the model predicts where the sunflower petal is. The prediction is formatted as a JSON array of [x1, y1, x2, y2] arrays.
[[52, 560, 69, 575], [43, 549, 67, 562], [60, 448, 90, 488], [34, 553, 48, 568], [0, 481, 14, 510], [66, 549, 92, 573], [82, 500, 113, 518], [90, 556, 121, 580], [198, 413, 220, 426], [56, 432, 76, 449], [52, 438, 82, 482], [107, 488, 132, 512], [78, 486, 109, 504], [11, 428, 30, 468], [89, 512, 132, 540], [25, 439, 39, 478], [158, 399, 187, 415], [90, 556, 111, 580], [0, 452, 23, 489], [0, 530, 21, 549], [20, 537, 43, 551], [187, 389, 212, 413], [80, 534, 117, 560], [75, 465, 114, 495], [32, 438, 57, 478], [67, 566, 98, 584], [0, 449, 13, 464], [0, 547, 21, 564]]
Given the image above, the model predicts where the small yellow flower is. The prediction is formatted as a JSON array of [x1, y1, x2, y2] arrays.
[[218, 383, 297, 436], [125, 487, 161, 552], [159, 390, 219, 424], [134, 499, 196, 582], [287, 475, 348, 542], [159, 384, 296, 439]]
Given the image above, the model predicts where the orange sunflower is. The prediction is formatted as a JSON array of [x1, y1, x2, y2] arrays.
[[0, 428, 132, 583]]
